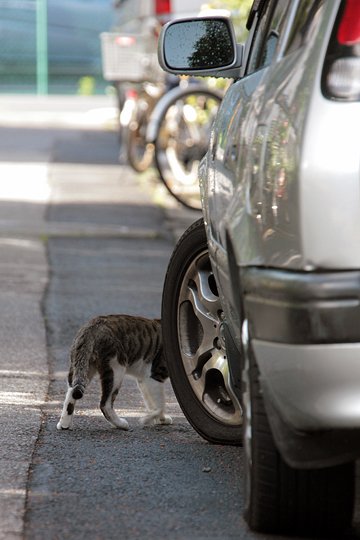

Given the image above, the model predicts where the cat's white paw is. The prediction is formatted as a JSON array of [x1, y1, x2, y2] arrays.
[[57, 420, 73, 431], [140, 413, 173, 426], [158, 415, 173, 425], [116, 418, 130, 430]]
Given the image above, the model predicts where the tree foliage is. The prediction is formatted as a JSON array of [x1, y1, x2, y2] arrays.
[[204, 0, 253, 41], [188, 20, 234, 68]]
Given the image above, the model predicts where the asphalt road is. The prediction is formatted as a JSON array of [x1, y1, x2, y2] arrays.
[[0, 97, 359, 540]]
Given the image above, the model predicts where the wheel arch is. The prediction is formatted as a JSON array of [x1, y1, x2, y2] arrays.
[[225, 229, 245, 329], [222, 230, 246, 404]]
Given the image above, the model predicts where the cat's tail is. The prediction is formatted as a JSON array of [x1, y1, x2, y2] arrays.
[[69, 366, 87, 400], [71, 383, 85, 400], [68, 329, 94, 400]]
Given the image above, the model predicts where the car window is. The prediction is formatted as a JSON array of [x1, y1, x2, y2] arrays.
[[284, 0, 325, 55], [247, 0, 290, 74]]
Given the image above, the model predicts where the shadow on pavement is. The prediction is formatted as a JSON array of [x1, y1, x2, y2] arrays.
[[0, 125, 120, 165]]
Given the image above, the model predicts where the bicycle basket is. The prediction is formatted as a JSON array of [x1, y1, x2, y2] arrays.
[[100, 33, 164, 83]]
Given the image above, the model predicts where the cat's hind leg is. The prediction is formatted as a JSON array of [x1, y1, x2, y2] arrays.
[[139, 377, 172, 426], [57, 365, 95, 430], [57, 386, 77, 430], [100, 360, 129, 430]]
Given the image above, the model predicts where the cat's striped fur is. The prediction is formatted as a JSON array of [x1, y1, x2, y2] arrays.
[[57, 314, 172, 431]]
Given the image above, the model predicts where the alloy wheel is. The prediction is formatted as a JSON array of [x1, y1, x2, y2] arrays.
[[177, 249, 242, 426]]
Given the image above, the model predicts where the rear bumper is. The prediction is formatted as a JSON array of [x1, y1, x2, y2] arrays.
[[243, 268, 360, 345], [242, 267, 360, 467]]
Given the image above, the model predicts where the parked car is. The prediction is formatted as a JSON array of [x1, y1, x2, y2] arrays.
[[107, 0, 206, 80], [160, 0, 360, 536], [104, 0, 207, 111], [112, 0, 206, 35]]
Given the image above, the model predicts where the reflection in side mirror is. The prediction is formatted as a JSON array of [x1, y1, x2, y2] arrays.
[[163, 18, 236, 71]]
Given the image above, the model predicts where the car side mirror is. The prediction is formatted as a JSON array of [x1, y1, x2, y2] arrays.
[[158, 17, 243, 79]]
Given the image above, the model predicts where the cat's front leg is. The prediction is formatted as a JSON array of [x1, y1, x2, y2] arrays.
[[140, 410, 173, 426], [138, 376, 172, 426], [158, 414, 173, 426], [155, 413, 173, 425]]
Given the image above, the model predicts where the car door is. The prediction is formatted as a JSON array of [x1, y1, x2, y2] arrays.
[[205, 0, 293, 336]]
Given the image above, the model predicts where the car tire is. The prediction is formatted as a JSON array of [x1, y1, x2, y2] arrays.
[[161, 218, 242, 444], [242, 321, 355, 535]]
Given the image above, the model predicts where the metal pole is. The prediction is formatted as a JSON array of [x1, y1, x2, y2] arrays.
[[36, 0, 48, 95]]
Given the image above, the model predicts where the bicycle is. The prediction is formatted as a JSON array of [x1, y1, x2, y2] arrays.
[[146, 80, 223, 210], [123, 82, 164, 172], [124, 74, 180, 173], [100, 31, 165, 169], [101, 33, 223, 209]]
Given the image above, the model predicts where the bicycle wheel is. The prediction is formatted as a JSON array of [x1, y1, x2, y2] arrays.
[[127, 94, 155, 173], [154, 87, 222, 210]]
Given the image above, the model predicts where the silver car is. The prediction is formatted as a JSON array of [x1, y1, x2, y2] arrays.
[[160, 0, 360, 536]]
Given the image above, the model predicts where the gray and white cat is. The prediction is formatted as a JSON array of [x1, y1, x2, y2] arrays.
[[57, 314, 172, 431]]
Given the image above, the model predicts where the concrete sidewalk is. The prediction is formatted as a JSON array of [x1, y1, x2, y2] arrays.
[[0, 93, 199, 240], [0, 94, 118, 130], [0, 96, 199, 539], [0, 175, 49, 540]]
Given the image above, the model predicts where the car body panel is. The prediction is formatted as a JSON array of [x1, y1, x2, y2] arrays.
[[254, 340, 360, 431], [300, 96, 360, 269], [201, 0, 360, 373], [160, 0, 360, 467], [203, 0, 360, 274]]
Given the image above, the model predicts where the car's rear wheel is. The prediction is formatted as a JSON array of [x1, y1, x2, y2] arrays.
[[162, 218, 242, 444], [242, 320, 355, 536]]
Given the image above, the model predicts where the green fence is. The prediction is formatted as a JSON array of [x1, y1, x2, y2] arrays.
[[0, 0, 113, 95]]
